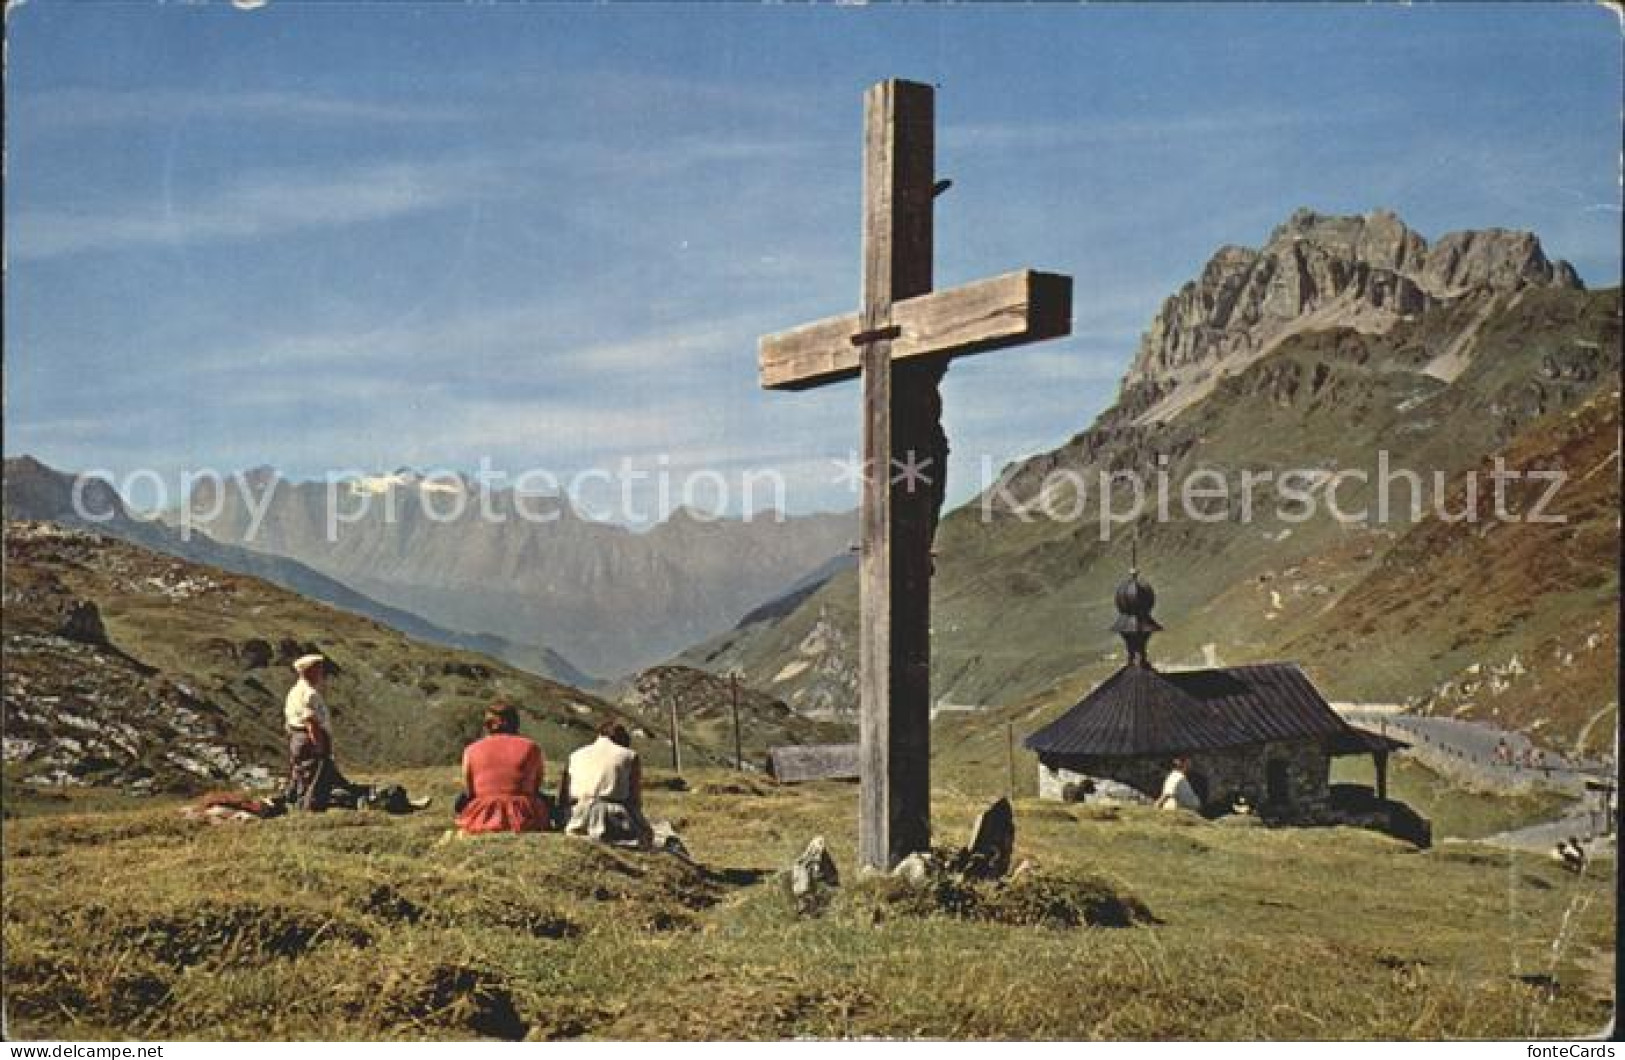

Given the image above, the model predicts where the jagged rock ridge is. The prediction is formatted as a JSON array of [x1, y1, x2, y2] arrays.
[[1125, 209, 1583, 420]]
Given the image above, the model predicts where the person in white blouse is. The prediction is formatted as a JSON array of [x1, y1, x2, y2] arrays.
[[559, 721, 652, 847], [1155, 755, 1202, 813]]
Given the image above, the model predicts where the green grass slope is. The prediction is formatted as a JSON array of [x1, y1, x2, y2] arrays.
[[1272, 388, 1620, 750], [2, 771, 1613, 1040]]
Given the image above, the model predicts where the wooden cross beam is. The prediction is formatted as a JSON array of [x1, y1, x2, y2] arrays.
[[757, 79, 1073, 870], [759, 270, 1072, 391]]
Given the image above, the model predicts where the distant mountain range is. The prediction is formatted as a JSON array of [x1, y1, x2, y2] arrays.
[[679, 209, 1620, 753], [181, 471, 854, 679], [2, 456, 593, 687]]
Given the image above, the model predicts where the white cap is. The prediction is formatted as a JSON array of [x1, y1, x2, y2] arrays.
[[292, 653, 326, 675]]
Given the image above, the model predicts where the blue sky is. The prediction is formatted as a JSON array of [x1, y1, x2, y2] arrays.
[[6, 2, 1620, 519]]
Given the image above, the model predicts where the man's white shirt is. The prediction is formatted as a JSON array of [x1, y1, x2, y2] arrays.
[[284, 679, 330, 731]]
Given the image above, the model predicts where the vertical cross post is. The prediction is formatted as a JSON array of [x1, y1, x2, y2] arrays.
[[758, 79, 1072, 872], [857, 80, 939, 869]]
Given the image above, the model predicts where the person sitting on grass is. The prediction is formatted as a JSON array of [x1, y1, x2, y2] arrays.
[[1154, 754, 1202, 814], [455, 701, 552, 835], [559, 720, 653, 848]]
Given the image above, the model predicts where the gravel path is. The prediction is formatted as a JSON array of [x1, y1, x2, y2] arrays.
[[1473, 811, 1618, 854]]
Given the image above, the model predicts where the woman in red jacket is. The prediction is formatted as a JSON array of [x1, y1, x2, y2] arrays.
[[456, 701, 551, 834]]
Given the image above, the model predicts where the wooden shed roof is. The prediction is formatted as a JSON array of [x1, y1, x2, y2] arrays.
[[767, 743, 860, 783], [1326, 725, 1410, 756]]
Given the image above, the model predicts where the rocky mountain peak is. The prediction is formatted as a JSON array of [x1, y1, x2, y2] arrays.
[[1419, 227, 1580, 296], [241, 465, 280, 490], [1123, 208, 1583, 420], [1265, 208, 1428, 275], [3, 456, 127, 524]]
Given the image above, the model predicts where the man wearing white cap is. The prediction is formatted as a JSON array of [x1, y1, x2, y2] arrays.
[[286, 653, 345, 810]]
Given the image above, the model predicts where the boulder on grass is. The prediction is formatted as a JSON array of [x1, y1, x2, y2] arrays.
[[963, 797, 1015, 880], [788, 836, 839, 908], [891, 851, 936, 886]]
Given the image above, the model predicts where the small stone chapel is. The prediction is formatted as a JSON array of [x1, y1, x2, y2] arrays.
[[1025, 565, 1408, 823]]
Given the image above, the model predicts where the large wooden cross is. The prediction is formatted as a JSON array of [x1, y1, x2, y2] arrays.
[[758, 80, 1072, 870]]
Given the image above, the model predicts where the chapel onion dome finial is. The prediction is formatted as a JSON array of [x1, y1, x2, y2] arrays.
[[1110, 565, 1162, 668], [1111, 569, 1162, 634]]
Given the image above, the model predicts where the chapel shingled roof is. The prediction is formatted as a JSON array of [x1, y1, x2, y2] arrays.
[[1024, 662, 1383, 757]]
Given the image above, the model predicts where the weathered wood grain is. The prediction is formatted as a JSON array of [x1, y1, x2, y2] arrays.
[[756, 78, 1074, 871], [759, 269, 1073, 391], [856, 79, 938, 870]]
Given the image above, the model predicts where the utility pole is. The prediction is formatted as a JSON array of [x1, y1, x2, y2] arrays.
[[730, 671, 744, 772], [667, 694, 682, 776], [1006, 721, 1016, 797]]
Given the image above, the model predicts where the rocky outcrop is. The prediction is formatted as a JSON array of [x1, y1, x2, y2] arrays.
[[2, 519, 625, 794], [787, 836, 840, 912], [57, 600, 108, 646], [962, 797, 1015, 880], [1421, 228, 1581, 296], [614, 662, 851, 765], [1124, 209, 1584, 420], [619, 663, 790, 722]]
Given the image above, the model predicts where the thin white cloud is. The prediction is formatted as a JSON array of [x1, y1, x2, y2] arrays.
[[557, 134, 830, 182], [22, 88, 465, 129], [9, 339, 1101, 520], [491, 67, 822, 129], [9, 158, 498, 261], [940, 106, 1332, 154], [180, 300, 782, 391]]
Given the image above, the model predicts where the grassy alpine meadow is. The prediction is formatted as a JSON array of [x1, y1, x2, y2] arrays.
[[1, 766, 1614, 1041]]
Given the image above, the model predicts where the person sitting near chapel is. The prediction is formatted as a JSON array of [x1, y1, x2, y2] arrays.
[[456, 701, 552, 834], [1154, 754, 1202, 813], [559, 720, 653, 848], [285, 653, 355, 811]]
